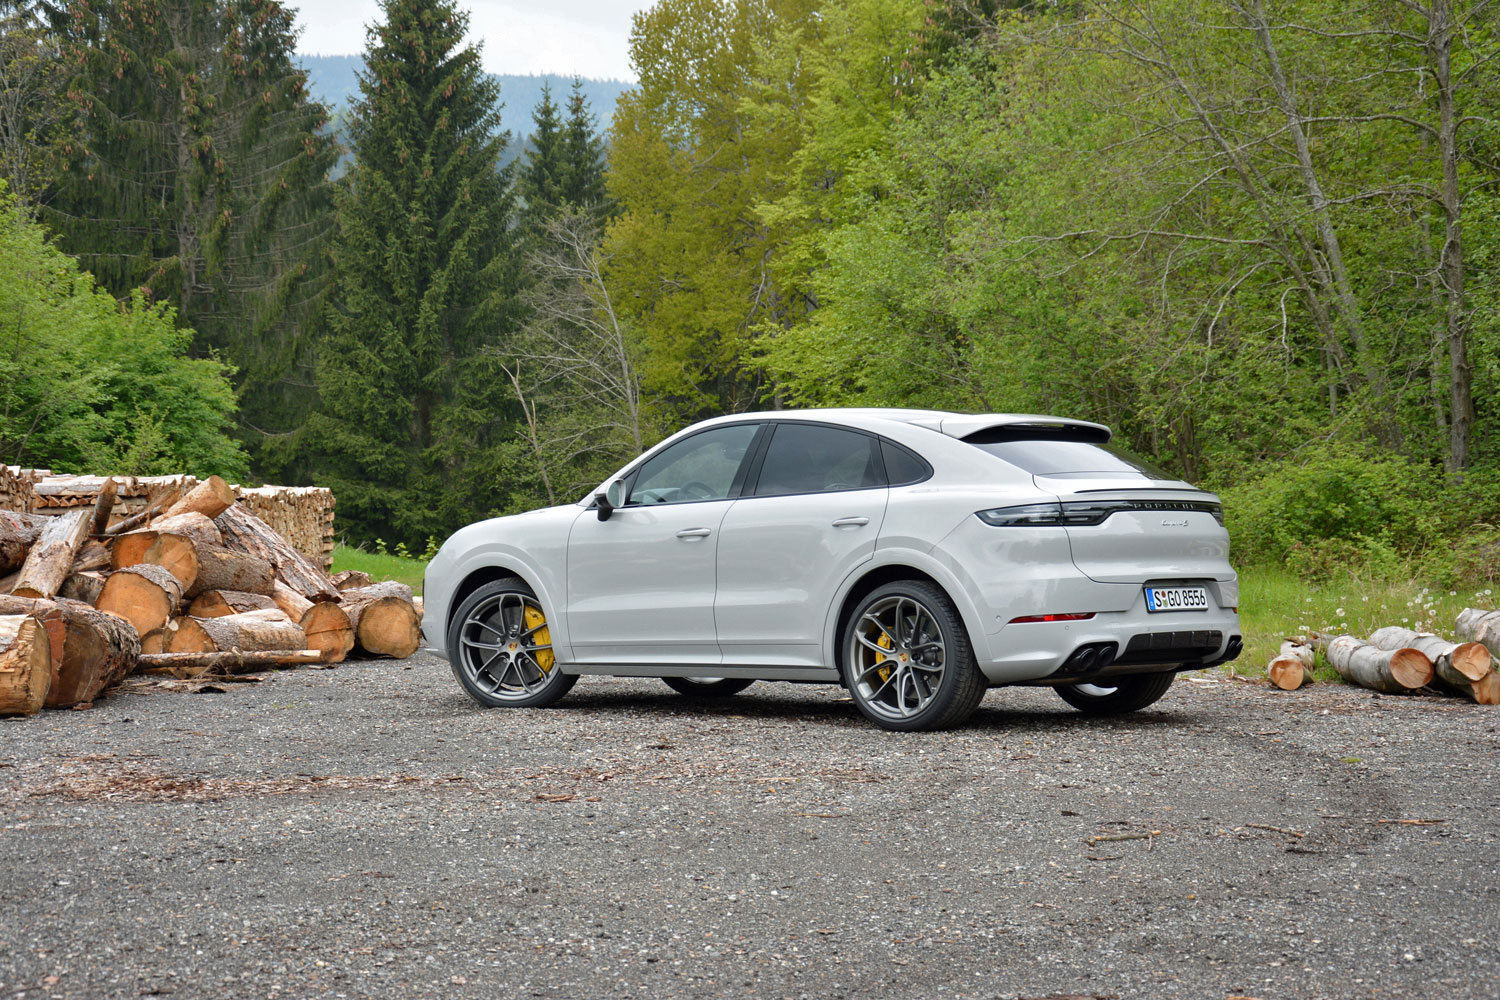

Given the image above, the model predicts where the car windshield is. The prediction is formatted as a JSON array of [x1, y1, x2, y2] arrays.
[[969, 439, 1176, 480]]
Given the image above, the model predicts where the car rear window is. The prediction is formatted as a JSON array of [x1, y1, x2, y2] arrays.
[[970, 439, 1175, 479]]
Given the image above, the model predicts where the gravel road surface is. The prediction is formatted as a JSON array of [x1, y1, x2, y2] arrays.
[[2, 654, 1497, 999]]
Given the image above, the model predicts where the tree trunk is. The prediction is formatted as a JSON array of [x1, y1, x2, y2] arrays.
[[214, 504, 340, 601], [89, 477, 119, 537], [0, 510, 42, 572], [0, 614, 53, 716], [168, 613, 306, 660], [341, 583, 421, 658], [300, 601, 355, 664], [1314, 633, 1432, 694], [271, 579, 313, 620], [162, 475, 235, 521], [185, 546, 275, 599], [1268, 637, 1315, 691], [139, 649, 324, 672], [0, 596, 141, 707], [1367, 625, 1494, 704], [95, 563, 183, 638], [13, 510, 92, 599], [111, 511, 223, 591], [331, 570, 373, 591], [187, 590, 278, 618]]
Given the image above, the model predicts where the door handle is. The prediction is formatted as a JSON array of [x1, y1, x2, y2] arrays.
[[832, 516, 870, 528], [676, 527, 713, 539]]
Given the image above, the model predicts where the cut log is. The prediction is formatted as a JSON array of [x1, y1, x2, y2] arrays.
[[72, 539, 110, 574], [167, 612, 306, 657], [140, 627, 168, 655], [103, 485, 183, 537], [300, 601, 354, 664], [1268, 639, 1315, 691], [332, 570, 372, 591], [89, 477, 118, 537], [13, 510, 91, 599], [341, 583, 420, 658], [214, 504, 340, 601], [0, 614, 53, 716], [1455, 607, 1500, 657], [162, 475, 235, 521], [1370, 625, 1497, 705], [139, 649, 324, 672], [0, 510, 42, 572], [188, 590, 279, 618], [59, 571, 106, 605], [0, 597, 63, 690], [271, 579, 313, 621], [95, 564, 182, 638], [0, 598, 139, 708], [110, 512, 223, 590], [184, 546, 275, 599], [1313, 633, 1432, 694]]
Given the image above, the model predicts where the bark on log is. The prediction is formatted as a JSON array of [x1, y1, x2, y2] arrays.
[[89, 477, 118, 537], [0, 598, 140, 708], [341, 583, 420, 658], [300, 602, 355, 664], [214, 504, 340, 601], [162, 475, 234, 521], [59, 571, 106, 605], [95, 564, 182, 638], [184, 546, 275, 599], [187, 590, 278, 618], [331, 570, 372, 591], [13, 510, 92, 599], [167, 612, 306, 656], [0, 510, 42, 572], [0, 614, 53, 716], [271, 579, 313, 621], [1455, 607, 1500, 656], [103, 486, 182, 537], [1268, 638, 1315, 691], [111, 512, 223, 591], [139, 649, 324, 671], [1373, 624, 1498, 705], [72, 540, 110, 574], [1313, 633, 1432, 693]]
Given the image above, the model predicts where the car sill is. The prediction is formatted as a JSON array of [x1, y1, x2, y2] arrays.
[[558, 663, 839, 682]]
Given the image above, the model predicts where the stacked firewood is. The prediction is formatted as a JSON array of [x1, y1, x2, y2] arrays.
[[0, 477, 422, 717], [1266, 612, 1500, 705]]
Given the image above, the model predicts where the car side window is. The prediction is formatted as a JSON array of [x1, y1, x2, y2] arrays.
[[753, 423, 882, 497], [881, 439, 931, 486], [629, 424, 760, 505]]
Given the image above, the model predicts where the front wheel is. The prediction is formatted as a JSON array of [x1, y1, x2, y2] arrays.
[[447, 578, 577, 709], [661, 677, 756, 698], [1054, 672, 1175, 715], [841, 580, 987, 731]]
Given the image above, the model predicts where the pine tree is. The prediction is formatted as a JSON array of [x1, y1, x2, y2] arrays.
[[310, 0, 520, 547], [42, 0, 338, 456], [517, 83, 565, 227], [560, 77, 611, 226]]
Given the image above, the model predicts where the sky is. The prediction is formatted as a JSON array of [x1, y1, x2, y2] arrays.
[[292, 0, 655, 81]]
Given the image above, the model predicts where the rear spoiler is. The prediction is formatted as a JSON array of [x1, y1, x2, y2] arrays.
[[909, 414, 1112, 444]]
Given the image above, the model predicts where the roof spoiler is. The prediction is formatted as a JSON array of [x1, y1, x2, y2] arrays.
[[911, 414, 1112, 444]]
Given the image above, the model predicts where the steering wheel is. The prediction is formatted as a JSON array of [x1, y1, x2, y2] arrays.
[[678, 480, 716, 500]]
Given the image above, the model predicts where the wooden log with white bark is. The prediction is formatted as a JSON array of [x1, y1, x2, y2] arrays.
[[1267, 637, 1316, 691], [12, 510, 92, 599], [95, 563, 182, 638], [1313, 633, 1433, 694], [187, 590, 279, 618], [0, 596, 139, 707], [161, 475, 235, 521], [214, 504, 340, 602], [1366, 625, 1495, 704], [340, 582, 421, 658], [0, 614, 54, 716], [167, 612, 306, 658]]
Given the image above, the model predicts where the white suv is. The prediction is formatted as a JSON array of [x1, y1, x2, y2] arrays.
[[422, 409, 1241, 731]]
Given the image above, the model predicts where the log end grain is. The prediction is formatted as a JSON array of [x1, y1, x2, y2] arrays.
[[0, 615, 52, 716], [95, 564, 181, 639], [1450, 642, 1493, 683], [355, 598, 421, 659], [301, 602, 354, 663], [1268, 655, 1312, 691], [1389, 647, 1435, 690]]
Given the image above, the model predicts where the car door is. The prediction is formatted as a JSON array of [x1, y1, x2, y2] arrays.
[[714, 422, 889, 668], [565, 422, 763, 666]]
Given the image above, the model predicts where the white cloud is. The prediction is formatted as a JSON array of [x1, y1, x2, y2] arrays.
[[292, 0, 654, 80]]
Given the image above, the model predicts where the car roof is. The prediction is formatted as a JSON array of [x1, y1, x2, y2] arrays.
[[694, 408, 1113, 442]]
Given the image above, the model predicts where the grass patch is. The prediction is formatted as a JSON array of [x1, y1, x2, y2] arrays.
[[1235, 564, 1497, 680], [331, 544, 428, 594]]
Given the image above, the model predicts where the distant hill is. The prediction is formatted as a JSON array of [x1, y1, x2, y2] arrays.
[[298, 54, 631, 154]]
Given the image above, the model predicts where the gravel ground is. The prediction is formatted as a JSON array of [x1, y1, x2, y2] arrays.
[[1, 654, 1497, 1000]]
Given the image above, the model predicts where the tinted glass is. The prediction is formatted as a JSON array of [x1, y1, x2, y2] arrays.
[[630, 424, 760, 505], [971, 440, 1175, 479], [881, 440, 930, 485], [754, 424, 882, 497]]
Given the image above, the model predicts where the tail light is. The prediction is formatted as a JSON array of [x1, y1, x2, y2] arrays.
[[977, 500, 1223, 527]]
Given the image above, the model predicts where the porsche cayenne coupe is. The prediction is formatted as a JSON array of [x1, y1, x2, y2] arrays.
[[421, 409, 1241, 731]]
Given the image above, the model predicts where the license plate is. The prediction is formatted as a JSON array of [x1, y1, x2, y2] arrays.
[[1145, 586, 1209, 613]]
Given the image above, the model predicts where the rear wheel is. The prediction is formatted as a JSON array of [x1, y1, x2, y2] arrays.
[[841, 580, 986, 731], [661, 677, 756, 698], [1054, 672, 1175, 715], [447, 578, 577, 709]]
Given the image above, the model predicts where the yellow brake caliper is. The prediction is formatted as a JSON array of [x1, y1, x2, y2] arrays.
[[524, 605, 554, 673], [875, 630, 894, 683]]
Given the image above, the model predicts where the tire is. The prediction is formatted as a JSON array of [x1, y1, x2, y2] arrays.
[[841, 580, 986, 732], [661, 677, 757, 698], [447, 578, 578, 709], [1054, 672, 1175, 715]]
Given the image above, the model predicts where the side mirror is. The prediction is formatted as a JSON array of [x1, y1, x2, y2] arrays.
[[595, 479, 627, 521]]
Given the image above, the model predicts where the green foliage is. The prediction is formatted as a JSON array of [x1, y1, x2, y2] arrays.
[[310, 0, 521, 548], [0, 192, 247, 476], [330, 543, 427, 593]]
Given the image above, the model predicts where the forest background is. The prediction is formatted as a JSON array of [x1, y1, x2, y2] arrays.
[[2, 0, 1498, 590]]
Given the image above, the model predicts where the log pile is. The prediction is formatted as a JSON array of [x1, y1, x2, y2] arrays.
[[0, 477, 422, 716], [1266, 610, 1500, 705]]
